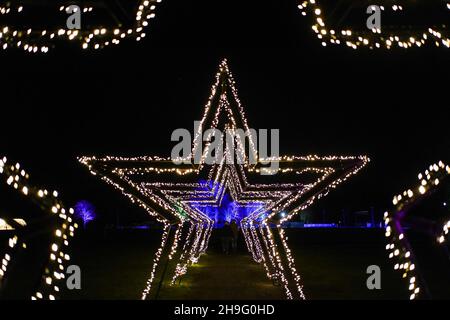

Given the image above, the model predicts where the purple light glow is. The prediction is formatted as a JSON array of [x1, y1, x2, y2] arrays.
[[74, 200, 96, 228]]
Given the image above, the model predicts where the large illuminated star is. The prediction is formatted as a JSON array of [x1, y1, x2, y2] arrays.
[[79, 59, 369, 300]]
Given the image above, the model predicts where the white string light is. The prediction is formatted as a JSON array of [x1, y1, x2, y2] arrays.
[[0, 0, 162, 53], [384, 161, 450, 300], [0, 156, 78, 300], [298, 0, 450, 49]]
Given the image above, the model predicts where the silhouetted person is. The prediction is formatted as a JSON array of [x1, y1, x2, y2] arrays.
[[221, 221, 232, 254], [230, 220, 239, 253]]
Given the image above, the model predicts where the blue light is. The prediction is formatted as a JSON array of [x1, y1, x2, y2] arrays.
[[190, 180, 266, 226], [74, 200, 96, 228], [303, 223, 337, 228]]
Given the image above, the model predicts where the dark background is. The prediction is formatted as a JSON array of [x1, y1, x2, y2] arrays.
[[1, 0, 449, 224]]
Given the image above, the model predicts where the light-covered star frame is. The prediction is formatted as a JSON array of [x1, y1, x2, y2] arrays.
[[0, 0, 162, 53], [79, 59, 369, 300], [298, 0, 450, 49], [384, 161, 450, 300], [0, 157, 78, 300]]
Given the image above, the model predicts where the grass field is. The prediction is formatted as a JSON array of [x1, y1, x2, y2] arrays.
[[58, 228, 410, 300]]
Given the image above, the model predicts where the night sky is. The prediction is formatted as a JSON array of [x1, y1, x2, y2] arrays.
[[1, 0, 449, 224]]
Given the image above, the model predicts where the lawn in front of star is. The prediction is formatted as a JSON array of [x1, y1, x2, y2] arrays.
[[58, 227, 407, 300], [285, 228, 408, 299]]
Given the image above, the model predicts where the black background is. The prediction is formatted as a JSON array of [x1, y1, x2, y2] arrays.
[[1, 0, 449, 224]]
